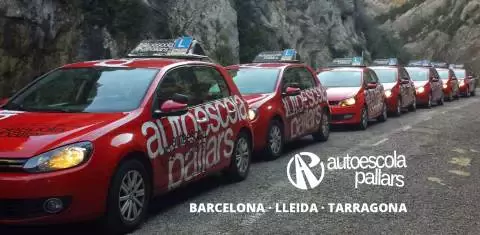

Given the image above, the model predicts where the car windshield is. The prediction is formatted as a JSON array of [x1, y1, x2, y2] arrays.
[[454, 69, 466, 79], [370, 68, 397, 83], [3, 67, 158, 113], [405, 68, 428, 81], [317, 71, 362, 88], [437, 69, 449, 79], [229, 68, 280, 94]]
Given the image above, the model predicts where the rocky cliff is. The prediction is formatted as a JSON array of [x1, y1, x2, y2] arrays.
[[363, 0, 480, 74], [0, 0, 390, 97]]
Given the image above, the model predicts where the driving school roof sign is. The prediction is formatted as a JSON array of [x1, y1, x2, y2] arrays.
[[329, 57, 365, 67], [127, 37, 207, 58], [431, 62, 449, 68], [253, 49, 300, 63], [372, 58, 399, 66]]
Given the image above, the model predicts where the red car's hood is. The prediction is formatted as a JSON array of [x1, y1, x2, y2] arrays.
[[382, 83, 396, 90], [0, 110, 129, 158], [413, 81, 428, 87], [242, 93, 275, 107], [326, 87, 361, 101]]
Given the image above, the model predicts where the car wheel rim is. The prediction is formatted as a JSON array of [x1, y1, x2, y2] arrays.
[[119, 170, 145, 222], [235, 137, 250, 173], [322, 113, 329, 136], [268, 125, 282, 155]]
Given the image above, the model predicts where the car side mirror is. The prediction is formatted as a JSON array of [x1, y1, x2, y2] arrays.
[[468, 75, 473, 79], [153, 93, 189, 117], [283, 87, 301, 96], [400, 79, 410, 84], [366, 83, 377, 89], [431, 77, 439, 82]]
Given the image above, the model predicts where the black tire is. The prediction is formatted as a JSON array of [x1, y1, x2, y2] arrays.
[[357, 107, 368, 130], [224, 131, 251, 182], [312, 110, 330, 142], [408, 95, 417, 112], [393, 97, 402, 116], [105, 159, 151, 234], [377, 101, 388, 122], [263, 120, 284, 160]]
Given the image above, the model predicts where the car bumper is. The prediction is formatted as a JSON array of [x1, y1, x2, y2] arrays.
[[250, 119, 269, 152], [0, 164, 107, 225], [330, 105, 361, 125], [416, 91, 430, 104], [459, 85, 469, 93]]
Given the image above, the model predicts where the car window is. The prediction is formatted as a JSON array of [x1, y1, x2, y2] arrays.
[[431, 69, 440, 79], [363, 70, 373, 85], [192, 66, 230, 102], [453, 69, 466, 79], [405, 68, 428, 81], [282, 68, 300, 90], [369, 70, 379, 83], [230, 68, 280, 94], [317, 71, 362, 88], [400, 68, 410, 80], [370, 68, 397, 83], [157, 67, 199, 106], [297, 67, 316, 89]]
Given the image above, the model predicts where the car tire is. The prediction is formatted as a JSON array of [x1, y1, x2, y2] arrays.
[[312, 110, 330, 142], [263, 120, 284, 160], [393, 98, 402, 116], [224, 131, 251, 182], [438, 93, 444, 106], [105, 159, 151, 234], [357, 107, 368, 130], [377, 102, 388, 122], [408, 95, 417, 112]]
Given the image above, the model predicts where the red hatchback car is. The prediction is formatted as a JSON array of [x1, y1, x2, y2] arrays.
[[432, 62, 460, 101], [226, 49, 330, 159], [450, 64, 476, 97], [0, 37, 254, 233], [405, 60, 444, 108], [317, 57, 388, 130], [369, 58, 417, 116]]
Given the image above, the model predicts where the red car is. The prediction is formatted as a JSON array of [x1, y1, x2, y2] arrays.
[[226, 49, 330, 159], [317, 57, 388, 130], [369, 58, 417, 116], [405, 60, 444, 108], [0, 37, 254, 233], [432, 62, 460, 101], [450, 64, 476, 97]]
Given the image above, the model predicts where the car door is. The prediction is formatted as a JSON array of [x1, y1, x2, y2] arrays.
[[399, 68, 413, 106], [147, 66, 199, 191], [296, 67, 323, 135], [363, 70, 378, 118], [450, 70, 459, 95], [281, 67, 305, 140], [430, 68, 442, 100], [368, 69, 384, 117]]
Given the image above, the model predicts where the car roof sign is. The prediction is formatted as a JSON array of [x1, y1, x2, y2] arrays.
[[449, 64, 465, 69], [252, 49, 301, 63], [328, 57, 365, 67], [127, 36, 209, 60], [407, 60, 432, 67], [431, 62, 449, 68], [372, 58, 399, 66]]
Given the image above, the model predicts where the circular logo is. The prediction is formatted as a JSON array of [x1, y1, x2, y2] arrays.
[[287, 152, 325, 190]]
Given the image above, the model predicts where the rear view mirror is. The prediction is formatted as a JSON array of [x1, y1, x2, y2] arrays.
[[154, 93, 189, 117], [283, 87, 301, 96], [367, 83, 377, 89]]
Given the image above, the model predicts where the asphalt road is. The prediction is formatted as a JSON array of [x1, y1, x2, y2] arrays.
[[3, 91, 480, 234]]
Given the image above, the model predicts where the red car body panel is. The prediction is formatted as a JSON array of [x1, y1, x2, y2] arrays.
[[436, 68, 460, 97], [453, 69, 476, 94], [405, 67, 443, 105], [0, 58, 253, 224], [226, 63, 329, 152], [369, 66, 416, 113], [319, 67, 386, 125]]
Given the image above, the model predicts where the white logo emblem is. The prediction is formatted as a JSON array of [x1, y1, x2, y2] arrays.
[[287, 152, 324, 190]]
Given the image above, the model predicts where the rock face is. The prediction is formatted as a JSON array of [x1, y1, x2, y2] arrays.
[[0, 0, 373, 97], [364, 0, 480, 74]]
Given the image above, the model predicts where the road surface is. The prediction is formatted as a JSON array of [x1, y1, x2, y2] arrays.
[[3, 91, 480, 234]]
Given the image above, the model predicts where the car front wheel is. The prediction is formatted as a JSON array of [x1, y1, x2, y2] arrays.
[[313, 111, 330, 142], [225, 131, 251, 181], [264, 120, 284, 160]]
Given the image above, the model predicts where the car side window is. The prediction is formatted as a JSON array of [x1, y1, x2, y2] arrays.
[[156, 66, 199, 107], [400, 68, 410, 80], [296, 67, 316, 89], [282, 68, 299, 90], [363, 71, 373, 86], [431, 69, 440, 80], [369, 70, 380, 83], [191, 66, 230, 102]]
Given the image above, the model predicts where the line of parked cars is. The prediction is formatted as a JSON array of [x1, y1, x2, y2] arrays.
[[0, 37, 476, 233]]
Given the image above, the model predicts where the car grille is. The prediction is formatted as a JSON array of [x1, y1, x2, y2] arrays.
[[0, 159, 27, 172], [0, 197, 71, 219]]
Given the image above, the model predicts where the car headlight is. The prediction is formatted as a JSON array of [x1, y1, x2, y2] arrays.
[[23, 142, 93, 173], [443, 84, 448, 89], [385, 90, 392, 98], [339, 97, 356, 107], [417, 87, 425, 93], [248, 108, 258, 121], [459, 80, 465, 86]]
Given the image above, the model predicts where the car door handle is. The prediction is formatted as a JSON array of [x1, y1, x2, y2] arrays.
[[197, 117, 209, 123]]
